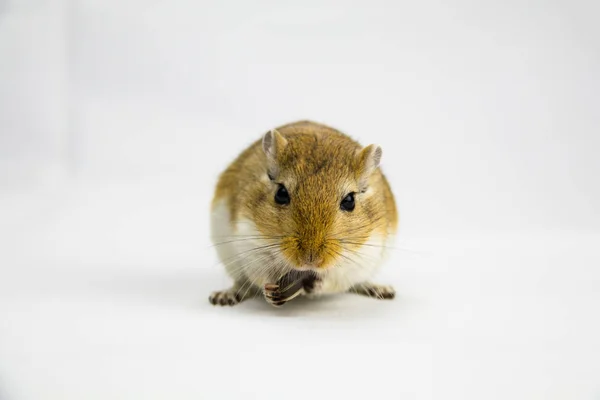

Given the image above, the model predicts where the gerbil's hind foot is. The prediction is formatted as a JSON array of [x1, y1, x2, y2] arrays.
[[209, 285, 257, 306], [349, 283, 395, 300]]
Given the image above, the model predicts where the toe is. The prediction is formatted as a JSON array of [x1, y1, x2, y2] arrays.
[[267, 299, 286, 307], [210, 289, 244, 307], [376, 286, 395, 300]]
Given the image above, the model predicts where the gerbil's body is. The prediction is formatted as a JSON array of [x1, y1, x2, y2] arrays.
[[210, 121, 398, 306]]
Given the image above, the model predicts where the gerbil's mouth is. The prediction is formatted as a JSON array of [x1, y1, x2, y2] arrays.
[[293, 264, 328, 273]]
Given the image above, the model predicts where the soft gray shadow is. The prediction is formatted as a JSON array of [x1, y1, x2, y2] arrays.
[[231, 292, 406, 321], [86, 265, 415, 321]]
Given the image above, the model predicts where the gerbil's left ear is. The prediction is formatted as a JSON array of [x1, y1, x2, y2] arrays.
[[356, 144, 383, 188], [262, 129, 288, 159], [262, 129, 288, 177]]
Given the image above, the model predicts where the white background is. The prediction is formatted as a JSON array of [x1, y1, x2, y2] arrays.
[[1, 0, 599, 399]]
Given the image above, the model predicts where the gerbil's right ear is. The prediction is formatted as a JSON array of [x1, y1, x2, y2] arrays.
[[356, 144, 383, 190], [262, 129, 288, 178]]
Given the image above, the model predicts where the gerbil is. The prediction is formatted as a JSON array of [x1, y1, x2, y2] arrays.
[[209, 121, 398, 307]]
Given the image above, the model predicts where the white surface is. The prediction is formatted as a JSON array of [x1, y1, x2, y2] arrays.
[[2, 0, 600, 235], [1, 181, 599, 400], [1, 0, 600, 398]]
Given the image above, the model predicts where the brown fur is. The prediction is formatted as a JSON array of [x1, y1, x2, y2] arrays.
[[212, 120, 398, 270]]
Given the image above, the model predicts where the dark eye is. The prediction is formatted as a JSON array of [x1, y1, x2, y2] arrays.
[[340, 192, 355, 212], [274, 184, 290, 205]]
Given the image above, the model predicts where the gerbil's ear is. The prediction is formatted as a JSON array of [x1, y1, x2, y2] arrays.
[[262, 129, 288, 159], [262, 129, 288, 177], [356, 144, 383, 189]]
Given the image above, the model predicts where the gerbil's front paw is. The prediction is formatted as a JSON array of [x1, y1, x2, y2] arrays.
[[263, 272, 322, 307], [263, 284, 288, 307], [263, 281, 306, 307], [349, 283, 395, 300], [209, 288, 242, 306]]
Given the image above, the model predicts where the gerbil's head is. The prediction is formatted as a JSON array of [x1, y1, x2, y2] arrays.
[[252, 127, 387, 271]]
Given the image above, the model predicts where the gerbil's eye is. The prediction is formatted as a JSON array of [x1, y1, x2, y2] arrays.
[[274, 184, 290, 205], [340, 192, 355, 212]]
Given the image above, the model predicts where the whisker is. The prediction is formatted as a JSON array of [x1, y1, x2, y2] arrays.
[[329, 218, 388, 239], [328, 247, 363, 269], [215, 243, 281, 269], [339, 239, 423, 255], [211, 233, 285, 239], [209, 236, 281, 248]]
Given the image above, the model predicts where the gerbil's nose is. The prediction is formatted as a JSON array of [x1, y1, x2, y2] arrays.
[[301, 247, 324, 268], [297, 238, 324, 267], [306, 251, 322, 266]]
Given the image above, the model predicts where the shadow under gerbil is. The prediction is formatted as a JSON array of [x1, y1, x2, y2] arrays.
[[85, 264, 410, 321], [220, 289, 409, 322]]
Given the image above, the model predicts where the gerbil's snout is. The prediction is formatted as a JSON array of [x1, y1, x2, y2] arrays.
[[297, 238, 325, 268]]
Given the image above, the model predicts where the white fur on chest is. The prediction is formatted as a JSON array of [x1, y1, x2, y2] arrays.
[[210, 199, 390, 294]]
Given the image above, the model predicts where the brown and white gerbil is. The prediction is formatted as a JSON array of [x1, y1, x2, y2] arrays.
[[209, 121, 398, 307]]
